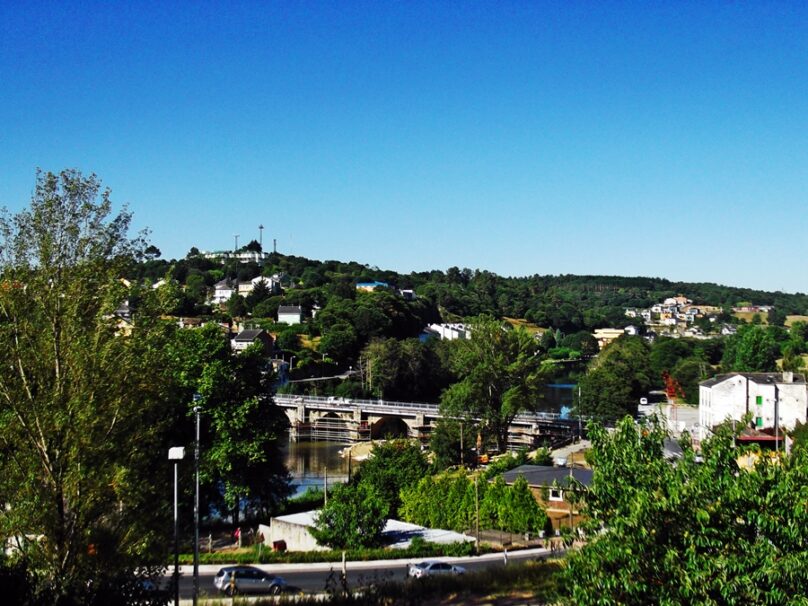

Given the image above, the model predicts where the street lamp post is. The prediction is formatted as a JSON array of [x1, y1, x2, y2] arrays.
[[192, 394, 202, 606], [168, 447, 185, 606]]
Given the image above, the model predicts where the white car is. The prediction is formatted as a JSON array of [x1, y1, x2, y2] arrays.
[[213, 566, 286, 595], [408, 560, 466, 578]]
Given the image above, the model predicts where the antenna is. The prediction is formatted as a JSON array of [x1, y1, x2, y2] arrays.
[[233, 234, 239, 252], [258, 224, 264, 248], [273, 238, 277, 254]]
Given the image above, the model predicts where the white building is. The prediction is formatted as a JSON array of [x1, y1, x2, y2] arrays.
[[698, 372, 807, 441], [212, 279, 237, 304], [261, 510, 474, 552], [277, 305, 303, 325], [426, 323, 470, 340], [203, 250, 271, 264]]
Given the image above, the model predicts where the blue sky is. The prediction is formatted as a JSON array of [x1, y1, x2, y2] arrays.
[[1, 1, 806, 293]]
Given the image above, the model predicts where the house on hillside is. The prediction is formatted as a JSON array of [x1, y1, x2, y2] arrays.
[[501, 465, 593, 531], [592, 328, 625, 350], [238, 275, 282, 297], [277, 305, 303, 325], [231, 328, 273, 354], [212, 279, 237, 304], [698, 372, 808, 443]]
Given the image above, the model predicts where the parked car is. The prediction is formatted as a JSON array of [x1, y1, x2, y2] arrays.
[[408, 560, 466, 578], [213, 566, 287, 595]]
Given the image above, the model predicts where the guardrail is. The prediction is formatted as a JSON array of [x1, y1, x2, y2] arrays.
[[275, 393, 587, 425]]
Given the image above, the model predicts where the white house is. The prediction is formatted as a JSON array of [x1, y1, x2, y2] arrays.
[[212, 279, 237, 304], [237, 275, 282, 297], [230, 328, 273, 353], [277, 305, 303, 325], [698, 372, 807, 441]]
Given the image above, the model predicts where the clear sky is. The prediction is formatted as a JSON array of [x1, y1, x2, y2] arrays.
[[1, 1, 806, 293]]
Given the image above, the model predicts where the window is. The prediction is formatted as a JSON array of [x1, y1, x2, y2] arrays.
[[549, 488, 564, 502]]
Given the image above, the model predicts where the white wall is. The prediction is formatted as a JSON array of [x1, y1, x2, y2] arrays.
[[699, 375, 807, 440]]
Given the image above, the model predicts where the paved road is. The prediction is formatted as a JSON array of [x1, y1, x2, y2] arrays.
[[167, 547, 552, 600]]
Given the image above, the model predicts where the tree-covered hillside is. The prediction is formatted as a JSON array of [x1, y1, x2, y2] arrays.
[[130, 249, 808, 334]]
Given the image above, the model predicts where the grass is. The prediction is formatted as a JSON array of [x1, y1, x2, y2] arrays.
[[503, 317, 546, 335], [732, 311, 767, 324]]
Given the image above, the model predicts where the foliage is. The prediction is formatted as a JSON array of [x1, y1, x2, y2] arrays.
[[671, 357, 709, 404], [441, 317, 549, 452], [360, 337, 453, 402], [576, 336, 654, 420], [565, 416, 808, 605], [722, 325, 781, 372], [400, 468, 547, 535], [275, 328, 301, 352], [310, 483, 389, 549], [166, 324, 292, 521], [429, 419, 478, 469], [351, 440, 429, 517], [0, 170, 172, 604], [178, 535, 484, 565], [531, 447, 554, 466], [479, 449, 531, 481]]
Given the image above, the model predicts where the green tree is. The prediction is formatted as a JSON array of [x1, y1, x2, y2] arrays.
[[671, 357, 708, 405], [310, 483, 389, 549], [318, 322, 358, 362], [649, 337, 693, 377], [166, 324, 291, 522], [479, 475, 508, 531], [352, 439, 428, 517], [576, 336, 654, 420], [275, 329, 300, 352], [226, 293, 247, 318], [441, 317, 548, 452], [503, 475, 546, 535], [184, 271, 208, 305], [722, 325, 780, 372], [0, 170, 174, 604], [429, 419, 477, 469], [565, 417, 808, 605]]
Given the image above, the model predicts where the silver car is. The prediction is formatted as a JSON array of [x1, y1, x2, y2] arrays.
[[408, 560, 466, 578], [213, 566, 286, 595]]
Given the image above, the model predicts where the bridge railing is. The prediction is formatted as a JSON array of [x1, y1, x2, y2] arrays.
[[275, 393, 588, 425]]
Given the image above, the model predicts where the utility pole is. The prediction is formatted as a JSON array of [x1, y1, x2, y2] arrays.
[[192, 395, 202, 606], [459, 421, 464, 467], [474, 476, 480, 550], [168, 447, 185, 606]]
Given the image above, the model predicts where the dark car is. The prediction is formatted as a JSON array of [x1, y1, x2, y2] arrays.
[[213, 566, 287, 595]]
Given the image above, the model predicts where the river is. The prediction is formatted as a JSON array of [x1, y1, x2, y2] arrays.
[[280, 384, 575, 496]]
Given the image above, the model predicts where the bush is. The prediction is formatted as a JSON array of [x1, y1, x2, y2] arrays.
[[178, 538, 491, 565]]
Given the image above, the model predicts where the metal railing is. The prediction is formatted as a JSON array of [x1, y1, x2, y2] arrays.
[[275, 393, 586, 425]]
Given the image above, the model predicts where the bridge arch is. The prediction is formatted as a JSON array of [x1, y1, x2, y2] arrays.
[[370, 416, 410, 439]]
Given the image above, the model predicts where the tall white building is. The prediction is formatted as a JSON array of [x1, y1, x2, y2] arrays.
[[698, 372, 807, 441]]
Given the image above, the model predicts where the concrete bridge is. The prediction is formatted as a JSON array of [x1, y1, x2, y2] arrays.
[[274, 394, 583, 449]]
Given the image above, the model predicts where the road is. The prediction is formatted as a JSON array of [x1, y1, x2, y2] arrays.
[[168, 547, 551, 599]]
